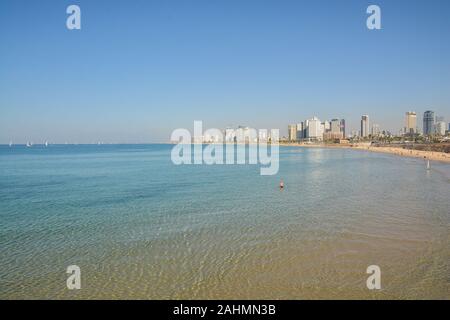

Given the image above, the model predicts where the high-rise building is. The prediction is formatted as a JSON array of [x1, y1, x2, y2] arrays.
[[435, 121, 446, 136], [304, 119, 309, 138], [296, 123, 304, 140], [302, 121, 308, 139], [326, 119, 343, 140], [340, 119, 346, 138], [288, 124, 297, 141], [322, 121, 331, 132], [423, 110, 435, 135], [405, 111, 417, 134], [361, 115, 370, 137], [306, 116, 323, 141], [330, 119, 341, 133]]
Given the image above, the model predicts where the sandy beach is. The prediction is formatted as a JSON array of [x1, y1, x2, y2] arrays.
[[281, 143, 450, 163]]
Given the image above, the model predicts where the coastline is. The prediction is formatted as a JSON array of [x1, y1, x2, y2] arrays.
[[3, 142, 450, 164], [280, 142, 450, 163]]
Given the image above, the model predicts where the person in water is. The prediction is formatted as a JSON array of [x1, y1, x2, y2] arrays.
[[279, 179, 284, 189]]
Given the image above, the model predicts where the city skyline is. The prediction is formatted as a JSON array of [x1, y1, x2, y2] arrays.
[[1, 0, 449, 143], [2, 109, 448, 145], [286, 109, 448, 142]]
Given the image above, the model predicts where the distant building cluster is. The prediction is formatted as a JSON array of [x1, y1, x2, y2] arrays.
[[397, 110, 448, 137], [288, 117, 346, 142], [197, 125, 274, 144], [408, 110, 447, 137], [285, 110, 448, 143]]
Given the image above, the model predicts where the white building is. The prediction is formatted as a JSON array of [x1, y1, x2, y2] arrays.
[[435, 121, 446, 136], [361, 115, 370, 137], [306, 116, 323, 141]]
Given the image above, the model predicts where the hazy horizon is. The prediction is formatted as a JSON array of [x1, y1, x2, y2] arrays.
[[1, 0, 449, 144]]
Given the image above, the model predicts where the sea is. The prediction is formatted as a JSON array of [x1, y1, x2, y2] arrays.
[[0, 144, 449, 299]]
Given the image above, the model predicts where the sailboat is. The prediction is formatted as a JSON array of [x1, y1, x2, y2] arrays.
[[45, 141, 49, 147], [426, 160, 431, 170], [9, 141, 12, 147], [26, 141, 31, 147]]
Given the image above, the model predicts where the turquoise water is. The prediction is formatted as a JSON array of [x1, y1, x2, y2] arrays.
[[0, 144, 449, 299]]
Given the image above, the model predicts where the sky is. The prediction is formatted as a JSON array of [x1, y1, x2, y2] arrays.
[[0, 0, 449, 143]]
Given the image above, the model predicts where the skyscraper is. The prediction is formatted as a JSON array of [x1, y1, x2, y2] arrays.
[[296, 123, 304, 140], [330, 119, 341, 134], [326, 119, 343, 139], [435, 121, 446, 136], [423, 110, 435, 135], [288, 124, 297, 141], [306, 116, 322, 141], [405, 111, 417, 134], [323, 119, 342, 141], [361, 115, 370, 137], [340, 119, 346, 138]]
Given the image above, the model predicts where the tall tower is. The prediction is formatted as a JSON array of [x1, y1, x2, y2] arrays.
[[306, 117, 322, 141], [288, 125, 297, 141], [405, 111, 417, 134], [296, 122, 304, 140], [340, 119, 346, 138], [423, 111, 435, 135], [361, 115, 370, 137]]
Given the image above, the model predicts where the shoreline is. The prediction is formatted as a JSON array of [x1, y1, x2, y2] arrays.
[[3, 142, 450, 164], [280, 142, 450, 163]]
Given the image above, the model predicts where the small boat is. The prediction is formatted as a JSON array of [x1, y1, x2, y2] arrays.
[[279, 179, 284, 189], [45, 141, 48, 147], [9, 141, 12, 147], [26, 142, 31, 147], [426, 160, 431, 170]]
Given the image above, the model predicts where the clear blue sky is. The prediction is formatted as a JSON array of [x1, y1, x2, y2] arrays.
[[0, 0, 449, 143]]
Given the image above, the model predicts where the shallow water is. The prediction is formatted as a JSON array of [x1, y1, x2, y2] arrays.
[[0, 144, 449, 299]]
